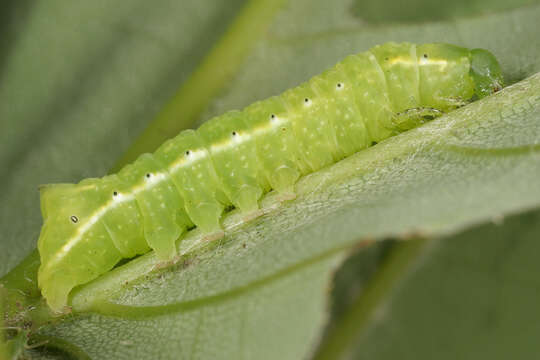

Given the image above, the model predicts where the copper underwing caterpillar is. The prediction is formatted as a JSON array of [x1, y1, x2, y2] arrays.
[[37, 42, 504, 312]]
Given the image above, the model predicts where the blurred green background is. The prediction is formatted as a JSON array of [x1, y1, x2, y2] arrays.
[[1, 0, 539, 359]]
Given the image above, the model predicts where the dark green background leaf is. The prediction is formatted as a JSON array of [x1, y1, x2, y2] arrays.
[[1, 0, 540, 359], [319, 208, 540, 359]]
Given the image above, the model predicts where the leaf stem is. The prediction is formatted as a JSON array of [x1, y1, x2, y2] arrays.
[[313, 238, 431, 360]]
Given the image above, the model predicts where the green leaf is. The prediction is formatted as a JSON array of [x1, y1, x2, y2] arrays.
[[1, 0, 540, 359], [30, 69, 540, 359]]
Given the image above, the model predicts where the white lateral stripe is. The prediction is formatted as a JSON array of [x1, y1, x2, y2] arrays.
[[45, 116, 285, 270], [387, 56, 449, 69], [169, 149, 206, 172], [46, 173, 165, 270]]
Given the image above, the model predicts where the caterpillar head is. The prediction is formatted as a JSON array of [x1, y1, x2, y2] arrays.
[[469, 48, 504, 98]]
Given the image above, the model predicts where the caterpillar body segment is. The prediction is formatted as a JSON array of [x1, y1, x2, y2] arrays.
[[198, 111, 266, 213], [340, 51, 397, 142], [154, 130, 226, 235], [310, 65, 371, 159], [96, 174, 149, 258], [243, 97, 301, 194], [282, 83, 338, 172], [117, 154, 193, 260], [37, 42, 504, 312]]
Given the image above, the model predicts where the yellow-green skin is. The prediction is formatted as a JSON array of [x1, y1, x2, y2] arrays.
[[37, 42, 503, 312]]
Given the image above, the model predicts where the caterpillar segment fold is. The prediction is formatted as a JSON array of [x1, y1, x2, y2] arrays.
[[36, 42, 504, 312]]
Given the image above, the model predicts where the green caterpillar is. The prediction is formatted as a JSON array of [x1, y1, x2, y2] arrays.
[[37, 42, 503, 312]]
